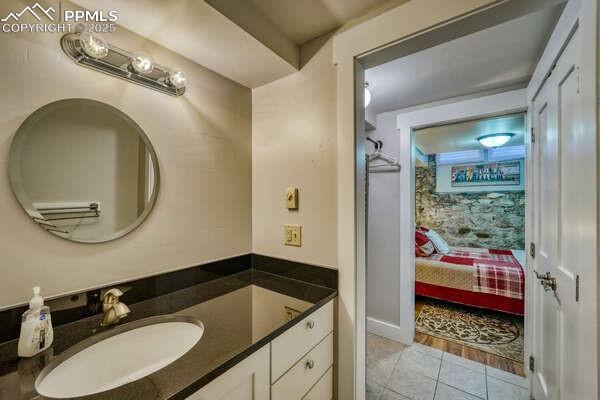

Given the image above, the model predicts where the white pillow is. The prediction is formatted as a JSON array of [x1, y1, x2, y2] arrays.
[[425, 229, 450, 254]]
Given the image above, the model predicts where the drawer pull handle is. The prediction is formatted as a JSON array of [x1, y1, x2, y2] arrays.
[[306, 320, 315, 329], [306, 359, 315, 369]]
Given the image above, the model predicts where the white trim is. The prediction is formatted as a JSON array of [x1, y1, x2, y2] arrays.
[[393, 89, 527, 345], [578, 1, 598, 397], [523, 105, 533, 383], [366, 317, 405, 343], [527, 0, 582, 103], [354, 60, 367, 400]]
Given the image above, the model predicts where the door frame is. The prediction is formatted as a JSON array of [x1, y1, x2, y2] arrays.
[[330, 0, 593, 397], [364, 0, 597, 391], [387, 90, 529, 345]]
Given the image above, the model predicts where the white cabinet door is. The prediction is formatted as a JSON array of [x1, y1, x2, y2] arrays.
[[187, 345, 270, 400]]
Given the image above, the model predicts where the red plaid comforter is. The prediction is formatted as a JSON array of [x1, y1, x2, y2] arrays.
[[428, 248, 524, 299]]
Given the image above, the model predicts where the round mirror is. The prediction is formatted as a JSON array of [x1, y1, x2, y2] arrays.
[[9, 99, 160, 243]]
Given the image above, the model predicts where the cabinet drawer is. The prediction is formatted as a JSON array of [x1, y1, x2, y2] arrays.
[[303, 367, 333, 400], [271, 300, 333, 382], [271, 333, 333, 400]]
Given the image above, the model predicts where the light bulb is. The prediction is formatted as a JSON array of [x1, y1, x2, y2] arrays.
[[168, 69, 187, 89], [477, 133, 514, 148], [131, 52, 154, 74], [364, 87, 372, 107], [79, 32, 108, 59]]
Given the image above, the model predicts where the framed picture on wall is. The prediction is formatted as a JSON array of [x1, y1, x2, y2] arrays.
[[451, 160, 520, 187]]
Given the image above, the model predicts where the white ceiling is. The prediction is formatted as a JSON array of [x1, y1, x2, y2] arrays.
[[71, 0, 298, 88], [415, 113, 526, 155], [365, 6, 563, 114], [71, 0, 397, 88], [244, 0, 394, 45]]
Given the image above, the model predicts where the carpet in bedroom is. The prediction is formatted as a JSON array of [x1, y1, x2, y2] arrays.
[[415, 298, 524, 363]]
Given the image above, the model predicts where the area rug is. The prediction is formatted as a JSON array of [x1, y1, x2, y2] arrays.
[[415, 299, 524, 362]]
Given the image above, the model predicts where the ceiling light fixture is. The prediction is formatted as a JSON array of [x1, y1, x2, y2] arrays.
[[364, 82, 372, 107], [477, 132, 515, 148]]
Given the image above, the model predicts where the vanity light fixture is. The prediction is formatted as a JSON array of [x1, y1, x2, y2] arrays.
[[61, 32, 186, 96], [79, 32, 109, 59], [130, 52, 154, 75], [477, 132, 515, 148], [168, 69, 187, 89]]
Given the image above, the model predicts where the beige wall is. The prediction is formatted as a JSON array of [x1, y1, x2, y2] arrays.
[[0, 0, 252, 308], [252, 37, 337, 268]]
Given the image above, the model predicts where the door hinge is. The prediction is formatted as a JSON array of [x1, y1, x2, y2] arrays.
[[529, 355, 535, 372], [576, 274, 580, 302], [530, 127, 535, 144], [530, 242, 536, 258]]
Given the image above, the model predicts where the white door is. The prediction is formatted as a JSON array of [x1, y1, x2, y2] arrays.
[[529, 3, 596, 399]]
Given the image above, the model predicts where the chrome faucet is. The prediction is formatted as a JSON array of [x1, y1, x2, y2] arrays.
[[101, 288, 130, 327]]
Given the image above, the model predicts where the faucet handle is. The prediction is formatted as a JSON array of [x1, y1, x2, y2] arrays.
[[100, 288, 131, 326], [101, 288, 127, 313], [112, 302, 131, 317], [102, 288, 125, 302], [104, 288, 123, 298]]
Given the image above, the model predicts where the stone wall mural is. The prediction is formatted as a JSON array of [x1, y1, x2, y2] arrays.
[[416, 162, 525, 250]]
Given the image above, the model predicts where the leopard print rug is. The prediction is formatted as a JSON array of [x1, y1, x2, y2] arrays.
[[415, 299, 524, 362]]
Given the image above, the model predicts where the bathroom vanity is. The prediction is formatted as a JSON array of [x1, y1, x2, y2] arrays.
[[0, 258, 337, 400], [189, 300, 334, 400]]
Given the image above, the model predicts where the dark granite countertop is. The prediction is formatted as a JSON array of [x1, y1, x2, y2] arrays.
[[0, 269, 337, 400]]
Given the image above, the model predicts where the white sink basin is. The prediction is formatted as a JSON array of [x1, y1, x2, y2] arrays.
[[35, 315, 204, 398]]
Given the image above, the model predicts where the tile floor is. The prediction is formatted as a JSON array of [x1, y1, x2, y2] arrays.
[[367, 333, 530, 400]]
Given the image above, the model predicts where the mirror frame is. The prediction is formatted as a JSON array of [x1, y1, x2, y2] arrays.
[[8, 98, 161, 243]]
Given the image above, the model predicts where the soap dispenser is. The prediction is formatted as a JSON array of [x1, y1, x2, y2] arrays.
[[17, 287, 53, 358]]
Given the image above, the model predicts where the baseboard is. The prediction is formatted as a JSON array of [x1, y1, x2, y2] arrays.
[[366, 317, 411, 344]]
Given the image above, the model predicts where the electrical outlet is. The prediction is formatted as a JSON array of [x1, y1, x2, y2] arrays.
[[284, 224, 302, 246], [285, 187, 299, 210]]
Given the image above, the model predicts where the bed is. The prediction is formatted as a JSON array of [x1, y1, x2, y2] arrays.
[[415, 246, 525, 315]]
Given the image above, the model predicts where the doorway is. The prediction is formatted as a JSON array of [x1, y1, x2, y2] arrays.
[[412, 112, 528, 379], [367, 102, 531, 400], [361, 1, 597, 399]]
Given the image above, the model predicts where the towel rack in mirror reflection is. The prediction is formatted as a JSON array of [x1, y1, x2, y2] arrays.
[[35, 203, 101, 221]]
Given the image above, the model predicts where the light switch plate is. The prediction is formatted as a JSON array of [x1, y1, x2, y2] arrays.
[[285, 187, 299, 210], [284, 224, 302, 246]]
